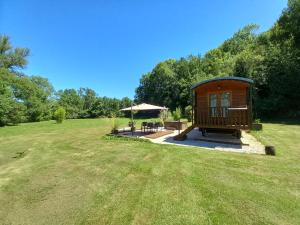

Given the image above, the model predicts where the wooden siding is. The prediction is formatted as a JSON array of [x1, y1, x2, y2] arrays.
[[194, 80, 251, 129]]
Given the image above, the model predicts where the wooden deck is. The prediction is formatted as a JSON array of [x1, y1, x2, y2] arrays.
[[195, 107, 251, 129]]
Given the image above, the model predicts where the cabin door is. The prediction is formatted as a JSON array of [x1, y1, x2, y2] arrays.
[[209, 92, 231, 117], [221, 92, 230, 117]]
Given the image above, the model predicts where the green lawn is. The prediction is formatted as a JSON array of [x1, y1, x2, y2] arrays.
[[0, 118, 299, 225]]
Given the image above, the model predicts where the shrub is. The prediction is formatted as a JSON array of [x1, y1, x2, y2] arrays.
[[254, 118, 261, 123], [110, 115, 121, 133], [54, 107, 66, 124], [185, 105, 193, 122], [172, 107, 182, 121], [159, 110, 169, 125]]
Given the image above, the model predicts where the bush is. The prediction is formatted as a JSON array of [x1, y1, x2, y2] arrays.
[[172, 107, 182, 121], [110, 115, 121, 133], [185, 105, 193, 122], [254, 118, 261, 123], [54, 107, 66, 124], [159, 110, 169, 125]]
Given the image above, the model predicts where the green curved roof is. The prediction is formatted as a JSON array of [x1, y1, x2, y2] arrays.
[[191, 76, 254, 90]]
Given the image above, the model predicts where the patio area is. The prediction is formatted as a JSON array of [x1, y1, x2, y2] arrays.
[[117, 129, 174, 139], [116, 127, 265, 154]]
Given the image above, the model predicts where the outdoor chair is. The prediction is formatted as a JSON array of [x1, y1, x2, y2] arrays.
[[159, 122, 164, 130], [147, 122, 154, 132], [154, 122, 162, 132], [141, 122, 148, 132]]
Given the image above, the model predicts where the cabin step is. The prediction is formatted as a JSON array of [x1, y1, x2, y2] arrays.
[[173, 125, 195, 141]]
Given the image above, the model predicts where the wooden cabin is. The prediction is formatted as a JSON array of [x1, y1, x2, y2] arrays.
[[191, 77, 254, 137]]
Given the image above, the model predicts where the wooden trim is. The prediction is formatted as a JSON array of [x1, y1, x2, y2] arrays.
[[207, 90, 233, 108], [196, 107, 250, 130], [192, 90, 194, 125], [248, 86, 253, 129], [195, 124, 250, 130], [207, 91, 232, 120], [194, 91, 197, 124]]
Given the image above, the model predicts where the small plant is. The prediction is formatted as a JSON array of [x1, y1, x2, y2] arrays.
[[110, 115, 121, 134], [54, 107, 66, 124], [172, 107, 182, 121], [254, 118, 261, 123], [185, 105, 193, 122], [172, 107, 182, 134], [128, 120, 136, 131], [159, 110, 169, 125], [167, 111, 172, 121]]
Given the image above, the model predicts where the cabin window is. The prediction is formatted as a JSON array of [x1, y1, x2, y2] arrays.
[[209, 92, 231, 117], [209, 94, 217, 117], [221, 92, 231, 117]]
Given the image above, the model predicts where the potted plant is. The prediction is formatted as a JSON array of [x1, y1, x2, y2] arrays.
[[128, 120, 136, 132]]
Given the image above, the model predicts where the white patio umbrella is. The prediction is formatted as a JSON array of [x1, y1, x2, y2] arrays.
[[120, 103, 168, 135], [120, 103, 168, 111]]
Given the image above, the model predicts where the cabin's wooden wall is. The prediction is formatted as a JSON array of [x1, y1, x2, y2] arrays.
[[195, 80, 249, 113]]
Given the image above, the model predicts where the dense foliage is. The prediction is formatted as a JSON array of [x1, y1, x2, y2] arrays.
[[185, 105, 193, 122], [0, 35, 132, 126], [0, 36, 54, 126], [135, 0, 300, 118]]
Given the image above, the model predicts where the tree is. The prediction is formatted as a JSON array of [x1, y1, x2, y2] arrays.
[[90, 98, 104, 118], [0, 35, 30, 70], [30, 76, 54, 100], [78, 87, 97, 118], [120, 97, 132, 109], [57, 89, 83, 119], [0, 68, 25, 126], [221, 24, 259, 55], [10, 75, 54, 122], [0, 36, 54, 125], [135, 60, 177, 109]]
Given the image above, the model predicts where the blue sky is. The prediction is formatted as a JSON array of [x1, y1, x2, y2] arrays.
[[0, 0, 287, 98]]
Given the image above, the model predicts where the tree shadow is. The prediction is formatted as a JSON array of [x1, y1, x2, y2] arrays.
[[261, 118, 300, 125]]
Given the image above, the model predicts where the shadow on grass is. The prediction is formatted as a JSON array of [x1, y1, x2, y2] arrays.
[[12, 151, 26, 159], [261, 117, 300, 125]]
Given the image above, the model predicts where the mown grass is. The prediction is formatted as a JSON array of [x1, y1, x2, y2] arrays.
[[0, 118, 299, 225]]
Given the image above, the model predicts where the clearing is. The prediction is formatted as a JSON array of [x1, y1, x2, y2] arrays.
[[0, 118, 299, 225]]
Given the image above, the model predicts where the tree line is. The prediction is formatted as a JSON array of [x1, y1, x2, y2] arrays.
[[1, 0, 299, 126], [135, 0, 300, 118], [0, 36, 132, 126]]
